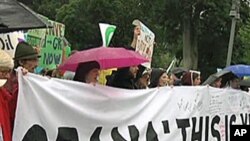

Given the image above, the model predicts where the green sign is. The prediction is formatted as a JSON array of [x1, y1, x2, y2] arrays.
[[26, 35, 43, 47], [26, 28, 46, 47], [46, 20, 65, 37], [39, 35, 63, 69]]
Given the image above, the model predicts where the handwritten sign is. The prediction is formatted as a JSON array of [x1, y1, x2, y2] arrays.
[[134, 20, 155, 68], [39, 35, 63, 69], [26, 28, 47, 47], [46, 20, 65, 37], [0, 32, 25, 57]]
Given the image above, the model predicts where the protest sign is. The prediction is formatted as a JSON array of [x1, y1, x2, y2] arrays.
[[133, 20, 155, 68], [26, 28, 46, 47], [14, 72, 250, 141], [0, 32, 25, 57], [39, 35, 63, 69], [46, 20, 65, 37]]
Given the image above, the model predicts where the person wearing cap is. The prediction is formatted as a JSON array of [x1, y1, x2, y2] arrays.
[[3, 41, 40, 135], [13, 41, 40, 73], [0, 49, 14, 141], [4, 41, 40, 92]]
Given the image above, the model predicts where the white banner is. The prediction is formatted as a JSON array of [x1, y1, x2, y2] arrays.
[[14, 73, 250, 141]]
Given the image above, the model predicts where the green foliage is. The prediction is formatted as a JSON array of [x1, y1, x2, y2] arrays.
[[27, 0, 250, 78], [238, 19, 250, 64]]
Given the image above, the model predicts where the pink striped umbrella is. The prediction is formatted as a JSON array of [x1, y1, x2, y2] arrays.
[[59, 47, 148, 72]]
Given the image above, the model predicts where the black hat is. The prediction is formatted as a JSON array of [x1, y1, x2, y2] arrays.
[[14, 42, 40, 60]]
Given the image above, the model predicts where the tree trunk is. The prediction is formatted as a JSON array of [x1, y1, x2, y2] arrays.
[[183, 14, 198, 70]]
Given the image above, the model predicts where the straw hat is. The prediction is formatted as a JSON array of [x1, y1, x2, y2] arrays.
[[0, 49, 13, 87], [0, 49, 14, 69]]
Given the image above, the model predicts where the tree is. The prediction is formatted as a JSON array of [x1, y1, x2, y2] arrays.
[[27, 0, 250, 77]]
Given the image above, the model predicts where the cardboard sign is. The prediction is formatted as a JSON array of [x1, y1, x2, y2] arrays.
[[133, 20, 155, 68]]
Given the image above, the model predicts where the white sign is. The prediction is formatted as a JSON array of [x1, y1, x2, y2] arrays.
[[14, 72, 250, 141], [0, 32, 25, 57], [134, 20, 155, 68]]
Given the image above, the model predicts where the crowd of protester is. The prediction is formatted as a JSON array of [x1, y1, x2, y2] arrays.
[[0, 26, 249, 141]]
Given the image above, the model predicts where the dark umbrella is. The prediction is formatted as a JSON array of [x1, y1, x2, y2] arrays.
[[0, 0, 50, 33], [202, 70, 238, 87]]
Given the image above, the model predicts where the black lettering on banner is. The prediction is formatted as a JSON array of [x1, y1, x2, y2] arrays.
[[176, 119, 190, 141], [225, 115, 228, 141], [146, 122, 159, 141], [211, 115, 220, 141], [128, 125, 139, 141], [230, 114, 236, 125], [162, 120, 170, 134], [56, 127, 79, 141], [249, 114, 250, 124], [191, 117, 202, 141], [229, 115, 236, 141], [22, 124, 48, 141], [205, 116, 209, 141], [90, 127, 102, 141], [111, 127, 127, 141], [240, 113, 248, 125]]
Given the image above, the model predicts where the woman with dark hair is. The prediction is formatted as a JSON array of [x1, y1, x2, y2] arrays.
[[73, 61, 100, 84], [210, 77, 222, 88], [181, 71, 201, 86], [149, 68, 168, 88]]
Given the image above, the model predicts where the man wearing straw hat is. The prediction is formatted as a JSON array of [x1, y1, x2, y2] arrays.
[[0, 49, 14, 141]]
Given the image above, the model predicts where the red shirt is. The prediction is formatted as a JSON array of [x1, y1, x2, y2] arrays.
[[3, 72, 18, 135], [0, 87, 13, 141]]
